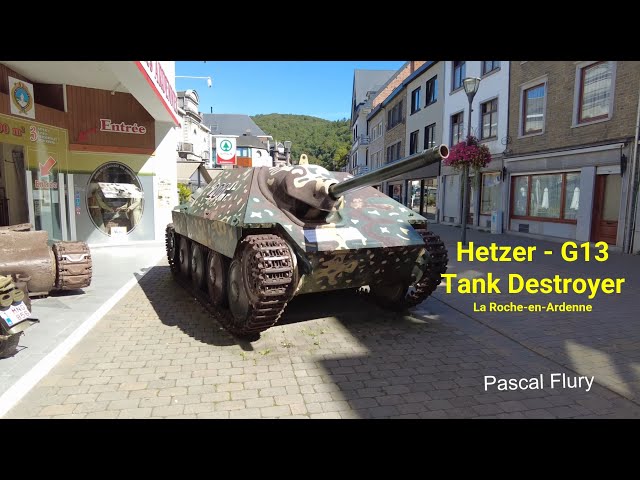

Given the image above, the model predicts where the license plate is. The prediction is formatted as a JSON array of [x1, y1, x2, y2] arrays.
[[0, 302, 31, 327]]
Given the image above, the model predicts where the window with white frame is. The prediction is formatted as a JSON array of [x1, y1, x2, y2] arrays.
[[481, 98, 498, 140], [480, 172, 501, 215], [577, 61, 614, 124], [522, 83, 545, 135], [451, 112, 464, 145]]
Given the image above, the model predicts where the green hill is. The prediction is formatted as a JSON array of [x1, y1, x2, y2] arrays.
[[252, 114, 351, 171]]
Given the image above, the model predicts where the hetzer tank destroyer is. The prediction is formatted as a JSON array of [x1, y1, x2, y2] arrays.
[[166, 145, 449, 337]]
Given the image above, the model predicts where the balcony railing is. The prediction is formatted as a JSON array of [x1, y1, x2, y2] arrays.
[[354, 165, 370, 176], [351, 134, 370, 149]]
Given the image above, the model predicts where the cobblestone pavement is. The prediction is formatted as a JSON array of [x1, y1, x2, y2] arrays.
[[4, 225, 640, 419], [429, 224, 640, 405]]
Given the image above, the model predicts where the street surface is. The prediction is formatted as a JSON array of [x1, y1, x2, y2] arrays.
[[4, 225, 640, 418]]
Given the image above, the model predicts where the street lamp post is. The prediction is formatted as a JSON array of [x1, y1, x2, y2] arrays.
[[284, 141, 292, 166], [460, 77, 481, 245]]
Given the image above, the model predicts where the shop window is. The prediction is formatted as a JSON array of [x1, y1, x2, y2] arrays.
[[87, 162, 144, 236], [511, 172, 580, 223], [409, 180, 421, 212], [480, 172, 501, 215]]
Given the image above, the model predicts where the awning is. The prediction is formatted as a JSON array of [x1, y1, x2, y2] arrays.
[[177, 162, 201, 184]]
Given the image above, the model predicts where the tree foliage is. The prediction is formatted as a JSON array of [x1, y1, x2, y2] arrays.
[[252, 114, 351, 171]]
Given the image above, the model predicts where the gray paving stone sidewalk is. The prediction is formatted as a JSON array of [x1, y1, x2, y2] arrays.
[[4, 224, 640, 418]]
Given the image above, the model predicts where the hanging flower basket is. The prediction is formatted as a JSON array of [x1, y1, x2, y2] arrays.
[[443, 136, 492, 171]]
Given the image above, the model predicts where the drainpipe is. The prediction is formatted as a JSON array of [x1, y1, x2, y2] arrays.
[[625, 81, 640, 253]]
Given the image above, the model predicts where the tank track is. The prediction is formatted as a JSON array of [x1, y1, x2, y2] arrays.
[[52, 241, 92, 290], [165, 225, 295, 338], [360, 229, 448, 310]]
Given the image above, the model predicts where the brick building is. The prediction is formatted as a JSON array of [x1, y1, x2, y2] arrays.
[[504, 61, 640, 252]]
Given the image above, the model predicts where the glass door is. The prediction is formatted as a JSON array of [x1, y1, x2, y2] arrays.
[[26, 148, 68, 242]]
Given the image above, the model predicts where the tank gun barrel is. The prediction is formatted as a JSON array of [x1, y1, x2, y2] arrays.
[[329, 144, 449, 199]]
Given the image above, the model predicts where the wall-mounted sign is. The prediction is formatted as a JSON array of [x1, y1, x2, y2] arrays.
[[216, 137, 237, 165], [8, 76, 35, 119], [136, 61, 179, 124], [100, 119, 147, 134]]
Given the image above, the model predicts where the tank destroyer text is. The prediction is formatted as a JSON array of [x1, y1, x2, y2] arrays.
[[443, 241, 626, 311]]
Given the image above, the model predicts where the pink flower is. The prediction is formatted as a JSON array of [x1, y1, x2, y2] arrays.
[[444, 136, 492, 170]]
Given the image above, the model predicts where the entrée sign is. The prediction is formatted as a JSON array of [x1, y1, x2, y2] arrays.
[[100, 119, 147, 135]]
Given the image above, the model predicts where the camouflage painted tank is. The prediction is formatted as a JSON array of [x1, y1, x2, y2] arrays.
[[166, 145, 449, 337]]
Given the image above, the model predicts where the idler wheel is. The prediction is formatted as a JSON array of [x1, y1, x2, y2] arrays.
[[369, 283, 409, 311]]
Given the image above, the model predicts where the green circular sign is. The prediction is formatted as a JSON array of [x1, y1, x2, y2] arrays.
[[220, 140, 232, 152]]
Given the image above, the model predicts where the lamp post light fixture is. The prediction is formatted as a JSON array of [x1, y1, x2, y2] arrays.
[[460, 76, 481, 245], [284, 141, 292, 166], [175, 76, 213, 88]]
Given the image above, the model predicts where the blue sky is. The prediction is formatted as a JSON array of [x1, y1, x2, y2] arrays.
[[175, 61, 405, 122]]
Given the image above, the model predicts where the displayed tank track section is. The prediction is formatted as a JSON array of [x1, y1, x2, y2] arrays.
[[165, 224, 296, 338], [360, 229, 448, 310], [52, 241, 92, 290]]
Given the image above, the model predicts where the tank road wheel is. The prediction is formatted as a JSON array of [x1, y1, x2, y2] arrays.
[[165, 224, 180, 274], [369, 230, 448, 311], [225, 234, 297, 336], [191, 243, 206, 290], [206, 251, 228, 307], [178, 237, 191, 278], [369, 283, 409, 311], [228, 258, 252, 323]]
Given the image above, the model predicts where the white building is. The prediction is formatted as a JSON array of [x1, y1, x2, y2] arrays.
[[440, 61, 510, 230], [176, 89, 212, 188], [0, 61, 178, 246], [349, 69, 396, 175]]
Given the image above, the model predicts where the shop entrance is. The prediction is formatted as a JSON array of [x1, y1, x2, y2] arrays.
[[0, 142, 28, 227], [1, 114, 71, 242], [591, 174, 621, 245]]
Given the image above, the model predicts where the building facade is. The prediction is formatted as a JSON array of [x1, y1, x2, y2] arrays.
[[176, 89, 212, 188], [398, 61, 444, 220], [440, 60, 510, 230], [366, 105, 386, 190], [348, 69, 396, 176], [505, 61, 640, 252], [382, 86, 408, 203], [0, 61, 178, 246]]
